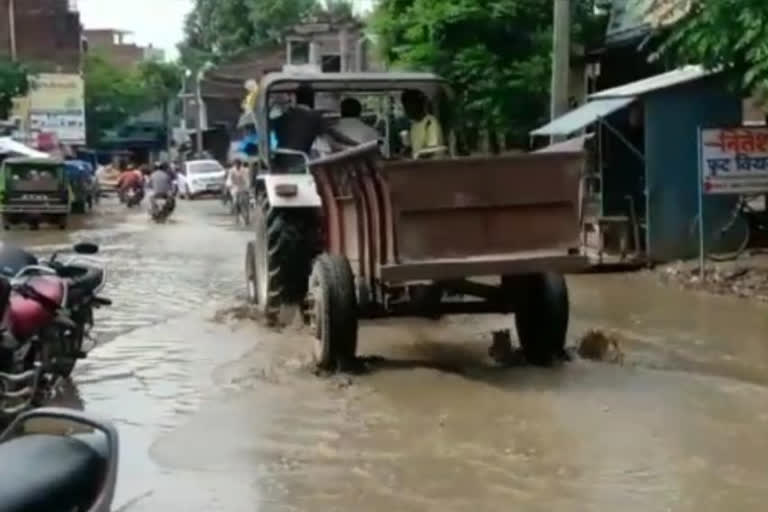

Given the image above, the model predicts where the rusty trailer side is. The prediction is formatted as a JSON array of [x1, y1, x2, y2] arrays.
[[310, 144, 587, 293]]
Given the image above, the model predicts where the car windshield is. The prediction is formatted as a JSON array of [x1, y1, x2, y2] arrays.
[[187, 161, 222, 175]]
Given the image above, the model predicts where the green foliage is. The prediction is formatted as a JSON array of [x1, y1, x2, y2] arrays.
[[659, 0, 768, 93], [84, 56, 183, 145], [181, 0, 329, 60], [0, 59, 29, 119], [370, 0, 606, 146], [139, 60, 183, 107]]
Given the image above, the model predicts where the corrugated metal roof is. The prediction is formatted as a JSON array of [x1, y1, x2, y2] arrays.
[[530, 97, 636, 137], [590, 65, 712, 99], [534, 134, 594, 153]]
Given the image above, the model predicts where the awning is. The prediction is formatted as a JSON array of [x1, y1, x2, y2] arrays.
[[0, 137, 50, 158], [530, 97, 636, 137], [534, 134, 593, 153]]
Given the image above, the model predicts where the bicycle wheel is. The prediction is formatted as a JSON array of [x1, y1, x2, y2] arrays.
[[708, 213, 750, 261]]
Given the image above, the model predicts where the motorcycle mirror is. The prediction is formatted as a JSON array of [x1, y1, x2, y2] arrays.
[[73, 242, 99, 255]]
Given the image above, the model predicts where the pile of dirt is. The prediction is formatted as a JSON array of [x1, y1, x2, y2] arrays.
[[656, 257, 768, 302]]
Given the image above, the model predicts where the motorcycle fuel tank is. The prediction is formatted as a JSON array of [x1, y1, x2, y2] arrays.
[[9, 277, 64, 340]]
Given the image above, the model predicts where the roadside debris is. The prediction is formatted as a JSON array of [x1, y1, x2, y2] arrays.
[[656, 255, 768, 302], [577, 329, 624, 365]]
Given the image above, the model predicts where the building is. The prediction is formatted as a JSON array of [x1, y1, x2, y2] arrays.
[[532, 66, 744, 263], [284, 19, 379, 73], [84, 29, 155, 68], [0, 0, 84, 72]]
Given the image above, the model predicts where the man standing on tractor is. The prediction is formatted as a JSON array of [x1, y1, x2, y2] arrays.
[[272, 84, 326, 171], [272, 85, 360, 170]]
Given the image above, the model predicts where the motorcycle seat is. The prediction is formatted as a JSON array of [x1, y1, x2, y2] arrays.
[[61, 266, 104, 303], [0, 434, 105, 512]]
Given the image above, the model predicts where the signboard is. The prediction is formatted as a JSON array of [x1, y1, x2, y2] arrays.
[[16, 73, 86, 146], [699, 127, 768, 194]]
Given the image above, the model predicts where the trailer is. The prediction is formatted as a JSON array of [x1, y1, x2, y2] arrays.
[[244, 72, 588, 370]]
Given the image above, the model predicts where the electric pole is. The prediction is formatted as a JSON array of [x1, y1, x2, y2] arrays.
[[550, 0, 571, 126], [8, 0, 17, 61]]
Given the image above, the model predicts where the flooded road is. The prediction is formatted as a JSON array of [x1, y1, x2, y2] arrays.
[[11, 199, 768, 511]]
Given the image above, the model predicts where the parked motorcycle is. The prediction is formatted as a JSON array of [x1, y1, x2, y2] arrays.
[[0, 406, 119, 512], [0, 243, 110, 417]]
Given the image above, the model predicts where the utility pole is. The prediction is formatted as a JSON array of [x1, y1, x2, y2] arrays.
[[194, 62, 214, 156], [8, 0, 17, 61], [550, 0, 571, 133]]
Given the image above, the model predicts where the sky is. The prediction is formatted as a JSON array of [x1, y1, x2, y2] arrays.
[[77, 0, 375, 61], [77, 0, 194, 60]]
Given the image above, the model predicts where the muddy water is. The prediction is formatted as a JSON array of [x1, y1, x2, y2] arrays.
[[11, 199, 768, 511]]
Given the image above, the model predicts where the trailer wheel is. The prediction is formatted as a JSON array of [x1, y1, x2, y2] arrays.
[[511, 272, 569, 366], [254, 194, 319, 326], [307, 253, 358, 371]]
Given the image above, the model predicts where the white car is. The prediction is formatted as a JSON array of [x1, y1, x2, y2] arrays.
[[178, 160, 226, 199]]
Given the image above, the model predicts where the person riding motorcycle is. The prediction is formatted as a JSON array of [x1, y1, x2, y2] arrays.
[[148, 162, 176, 215], [116, 164, 144, 203]]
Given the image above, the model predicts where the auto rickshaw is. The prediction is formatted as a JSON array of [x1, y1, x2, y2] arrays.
[[0, 157, 70, 230]]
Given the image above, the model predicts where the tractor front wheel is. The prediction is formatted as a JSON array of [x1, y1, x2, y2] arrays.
[[252, 194, 318, 326]]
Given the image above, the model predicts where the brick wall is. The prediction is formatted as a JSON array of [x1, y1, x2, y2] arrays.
[[0, 0, 82, 72], [84, 29, 145, 69]]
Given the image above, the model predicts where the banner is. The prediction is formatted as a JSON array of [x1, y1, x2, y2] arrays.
[[16, 73, 86, 146], [699, 127, 768, 194]]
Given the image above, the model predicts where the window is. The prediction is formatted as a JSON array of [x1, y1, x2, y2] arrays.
[[289, 41, 310, 65], [321, 54, 341, 73]]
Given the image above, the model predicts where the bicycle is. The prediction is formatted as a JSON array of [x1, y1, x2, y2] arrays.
[[696, 194, 768, 261]]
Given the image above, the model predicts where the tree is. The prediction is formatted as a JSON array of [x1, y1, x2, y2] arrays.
[[139, 60, 183, 148], [658, 0, 768, 92], [370, 0, 606, 148], [181, 0, 318, 59], [0, 59, 29, 119], [83, 55, 148, 145]]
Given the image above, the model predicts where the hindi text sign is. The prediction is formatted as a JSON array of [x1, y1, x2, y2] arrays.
[[700, 127, 768, 194]]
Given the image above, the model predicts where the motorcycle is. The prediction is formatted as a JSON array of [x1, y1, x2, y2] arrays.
[[123, 185, 144, 208], [0, 406, 119, 512], [0, 243, 110, 417], [150, 194, 175, 223]]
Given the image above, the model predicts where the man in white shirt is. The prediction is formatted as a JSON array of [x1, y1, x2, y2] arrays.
[[330, 98, 380, 146]]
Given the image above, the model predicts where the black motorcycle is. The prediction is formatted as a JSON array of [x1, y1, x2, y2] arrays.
[[123, 186, 144, 208], [150, 194, 175, 223], [0, 407, 119, 512]]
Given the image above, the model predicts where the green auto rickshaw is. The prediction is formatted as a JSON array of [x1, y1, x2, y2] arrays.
[[0, 157, 71, 230]]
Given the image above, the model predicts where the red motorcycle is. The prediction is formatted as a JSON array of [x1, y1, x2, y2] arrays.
[[0, 243, 110, 417]]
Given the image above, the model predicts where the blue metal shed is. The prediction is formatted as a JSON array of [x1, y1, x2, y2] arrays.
[[532, 66, 743, 262]]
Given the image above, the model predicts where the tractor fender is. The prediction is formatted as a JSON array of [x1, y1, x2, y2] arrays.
[[261, 174, 322, 208]]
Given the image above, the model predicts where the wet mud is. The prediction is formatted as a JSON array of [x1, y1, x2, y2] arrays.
[[12, 198, 768, 511]]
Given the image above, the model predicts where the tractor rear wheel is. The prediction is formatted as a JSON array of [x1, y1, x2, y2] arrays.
[[507, 272, 569, 366], [307, 253, 358, 371], [253, 193, 319, 326]]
